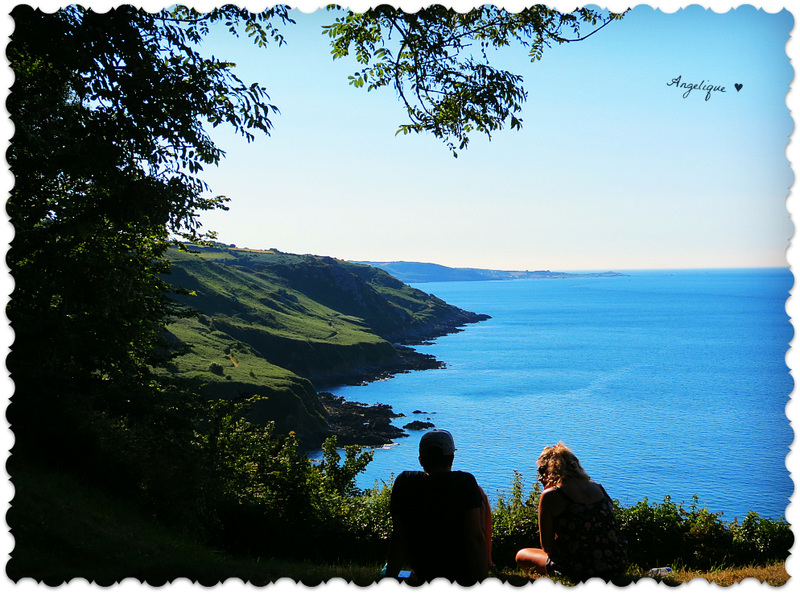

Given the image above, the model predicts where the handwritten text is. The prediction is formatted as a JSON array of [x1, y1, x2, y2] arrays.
[[667, 76, 726, 101]]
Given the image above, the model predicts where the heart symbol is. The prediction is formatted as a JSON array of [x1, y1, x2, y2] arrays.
[[735, 83, 743, 92]]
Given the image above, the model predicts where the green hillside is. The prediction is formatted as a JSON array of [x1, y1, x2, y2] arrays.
[[159, 244, 489, 445]]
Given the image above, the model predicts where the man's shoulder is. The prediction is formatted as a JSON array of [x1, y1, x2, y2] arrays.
[[393, 470, 425, 489], [395, 470, 477, 482], [396, 470, 426, 481], [449, 470, 480, 486]]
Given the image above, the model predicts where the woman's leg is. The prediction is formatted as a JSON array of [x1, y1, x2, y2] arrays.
[[515, 548, 550, 576]]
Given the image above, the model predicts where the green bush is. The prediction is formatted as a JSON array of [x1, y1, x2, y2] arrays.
[[731, 511, 794, 565], [490, 471, 540, 567], [191, 397, 390, 562], [617, 494, 791, 570], [617, 495, 688, 568]]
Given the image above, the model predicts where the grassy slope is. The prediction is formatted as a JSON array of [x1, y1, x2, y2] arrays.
[[8, 462, 788, 585], [6, 459, 382, 585], [159, 244, 483, 442]]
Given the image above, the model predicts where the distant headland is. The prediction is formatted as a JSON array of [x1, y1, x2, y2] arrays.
[[355, 261, 627, 284]]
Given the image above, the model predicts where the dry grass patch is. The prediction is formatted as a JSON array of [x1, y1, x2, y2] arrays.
[[664, 564, 789, 587], [510, 564, 790, 588]]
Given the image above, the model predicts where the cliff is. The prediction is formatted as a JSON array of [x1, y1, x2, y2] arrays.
[[160, 244, 489, 447]]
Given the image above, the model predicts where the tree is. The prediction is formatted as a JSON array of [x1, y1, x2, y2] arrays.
[[324, 4, 626, 155], [6, 4, 292, 453]]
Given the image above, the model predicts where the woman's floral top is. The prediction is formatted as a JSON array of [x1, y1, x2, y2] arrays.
[[548, 485, 628, 581]]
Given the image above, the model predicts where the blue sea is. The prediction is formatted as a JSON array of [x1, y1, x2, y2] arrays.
[[324, 269, 793, 521]]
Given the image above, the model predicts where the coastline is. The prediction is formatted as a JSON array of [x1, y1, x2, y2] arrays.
[[315, 310, 490, 448]]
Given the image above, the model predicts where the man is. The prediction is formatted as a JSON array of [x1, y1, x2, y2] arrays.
[[384, 429, 493, 584]]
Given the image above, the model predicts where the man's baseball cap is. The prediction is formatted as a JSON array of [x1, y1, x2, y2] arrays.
[[419, 429, 456, 456]]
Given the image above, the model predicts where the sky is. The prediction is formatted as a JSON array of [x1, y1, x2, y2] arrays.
[[167, 1, 799, 272], [0, 1, 795, 272]]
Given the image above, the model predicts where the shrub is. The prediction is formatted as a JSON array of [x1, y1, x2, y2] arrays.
[[683, 500, 733, 569], [731, 511, 794, 565], [319, 478, 394, 563], [195, 397, 319, 556], [617, 495, 687, 568], [345, 479, 394, 541], [617, 494, 791, 571], [317, 436, 373, 498], [193, 399, 388, 562], [490, 471, 540, 566]]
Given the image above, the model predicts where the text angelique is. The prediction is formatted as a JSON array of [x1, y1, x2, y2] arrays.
[[667, 76, 726, 101]]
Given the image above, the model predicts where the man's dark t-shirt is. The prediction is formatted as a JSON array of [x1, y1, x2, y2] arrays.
[[390, 470, 484, 583]]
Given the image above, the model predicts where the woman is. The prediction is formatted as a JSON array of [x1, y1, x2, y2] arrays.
[[515, 442, 627, 582]]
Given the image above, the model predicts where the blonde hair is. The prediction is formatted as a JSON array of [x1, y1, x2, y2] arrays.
[[536, 441, 590, 486]]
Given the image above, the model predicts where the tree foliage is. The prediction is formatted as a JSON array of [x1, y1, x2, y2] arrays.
[[324, 4, 626, 155], [6, 5, 292, 448]]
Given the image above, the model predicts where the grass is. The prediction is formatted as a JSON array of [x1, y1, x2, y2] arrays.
[[164, 246, 415, 387], [157, 243, 471, 438], [505, 564, 790, 587], [170, 250, 381, 345], [165, 316, 303, 382], [7, 459, 378, 586], [8, 461, 790, 587], [167, 244, 461, 340], [658, 564, 790, 586]]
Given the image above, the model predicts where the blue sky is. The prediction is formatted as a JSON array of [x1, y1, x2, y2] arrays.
[[185, 2, 796, 272]]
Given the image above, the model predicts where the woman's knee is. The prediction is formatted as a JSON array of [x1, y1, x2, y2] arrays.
[[515, 548, 537, 567], [516, 548, 548, 572]]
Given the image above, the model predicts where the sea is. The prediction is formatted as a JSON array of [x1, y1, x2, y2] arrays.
[[321, 268, 794, 521]]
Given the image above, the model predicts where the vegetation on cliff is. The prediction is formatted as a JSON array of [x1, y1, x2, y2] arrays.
[[160, 243, 489, 445]]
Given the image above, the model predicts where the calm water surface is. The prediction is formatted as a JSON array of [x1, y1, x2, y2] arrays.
[[320, 269, 793, 520]]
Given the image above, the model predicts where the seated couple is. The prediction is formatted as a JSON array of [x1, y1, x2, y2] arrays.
[[383, 431, 627, 584]]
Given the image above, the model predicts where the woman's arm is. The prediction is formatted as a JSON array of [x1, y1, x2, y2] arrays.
[[480, 487, 493, 566], [538, 489, 565, 554]]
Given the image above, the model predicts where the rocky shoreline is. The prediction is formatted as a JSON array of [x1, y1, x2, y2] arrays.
[[319, 392, 407, 446], [320, 392, 440, 446], [311, 345, 445, 390], [316, 308, 490, 448]]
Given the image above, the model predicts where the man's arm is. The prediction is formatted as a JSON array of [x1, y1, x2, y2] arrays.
[[464, 506, 489, 583], [385, 516, 409, 579]]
